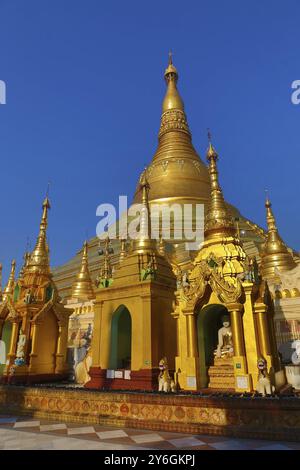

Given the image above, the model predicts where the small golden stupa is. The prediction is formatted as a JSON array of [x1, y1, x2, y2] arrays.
[[0, 197, 72, 383], [261, 196, 296, 280], [2, 260, 16, 302], [87, 174, 177, 390], [71, 241, 95, 301]]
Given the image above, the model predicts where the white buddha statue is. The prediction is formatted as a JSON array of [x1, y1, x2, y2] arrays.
[[291, 340, 300, 366], [16, 328, 26, 359], [214, 315, 234, 359], [0, 340, 6, 364]]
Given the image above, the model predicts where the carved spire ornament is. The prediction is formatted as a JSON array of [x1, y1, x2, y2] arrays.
[[72, 241, 95, 301], [119, 238, 127, 264], [18, 251, 31, 281], [161, 51, 185, 116], [204, 133, 235, 240], [26, 197, 51, 275], [3, 259, 16, 301], [132, 173, 156, 253], [261, 196, 296, 279], [158, 234, 166, 257], [97, 236, 114, 288]]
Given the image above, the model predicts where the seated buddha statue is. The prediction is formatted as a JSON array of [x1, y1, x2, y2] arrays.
[[214, 315, 234, 359]]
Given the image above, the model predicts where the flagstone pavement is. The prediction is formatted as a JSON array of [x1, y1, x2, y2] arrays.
[[0, 415, 300, 450]]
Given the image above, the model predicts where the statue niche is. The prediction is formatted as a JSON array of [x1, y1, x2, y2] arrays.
[[197, 305, 235, 389], [209, 313, 235, 389]]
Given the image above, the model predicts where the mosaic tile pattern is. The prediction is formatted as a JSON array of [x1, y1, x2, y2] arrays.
[[2, 385, 300, 443], [0, 415, 299, 450]]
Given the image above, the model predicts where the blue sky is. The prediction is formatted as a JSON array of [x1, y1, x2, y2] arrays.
[[0, 0, 299, 280]]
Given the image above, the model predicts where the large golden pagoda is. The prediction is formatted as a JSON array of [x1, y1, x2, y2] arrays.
[[52, 57, 279, 300], [133, 53, 210, 208], [0, 55, 297, 396]]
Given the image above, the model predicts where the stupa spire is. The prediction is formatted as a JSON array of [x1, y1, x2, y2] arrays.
[[119, 238, 127, 264], [265, 194, 277, 232], [133, 54, 210, 209], [204, 132, 235, 239], [26, 197, 51, 274], [162, 52, 185, 114], [261, 195, 296, 279], [133, 173, 156, 253], [3, 259, 16, 301], [18, 251, 31, 281], [97, 236, 114, 285], [72, 241, 95, 301], [158, 234, 166, 257], [159, 53, 189, 137]]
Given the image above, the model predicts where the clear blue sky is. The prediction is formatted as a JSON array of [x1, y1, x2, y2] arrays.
[[0, 0, 299, 281]]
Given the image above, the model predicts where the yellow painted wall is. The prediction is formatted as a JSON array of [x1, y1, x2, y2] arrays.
[[35, 310, 58, 373]]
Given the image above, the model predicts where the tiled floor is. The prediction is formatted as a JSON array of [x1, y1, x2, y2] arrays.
[[0, 415, 299, 450]]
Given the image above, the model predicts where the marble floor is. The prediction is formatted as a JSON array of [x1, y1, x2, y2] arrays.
[[0, 415, 299, 450]]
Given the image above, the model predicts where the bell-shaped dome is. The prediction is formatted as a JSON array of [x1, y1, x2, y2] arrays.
[[71, 241, 95, 301]]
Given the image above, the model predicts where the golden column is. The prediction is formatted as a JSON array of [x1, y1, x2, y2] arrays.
[[98, 301, 112, 370], [0, 319, 4, 339], [226, 302, 251, 391], [178, 307, 200, 389], [91, 300, 104, 368], [227, 302, 246, 358], [55, 323, 68, 374], [172, 311, 180, 358], [28, 322, 41, 373], [5, 320, 20, 372], [242, 281, 261, 389], [184, 310, 198, 358], [255, 303, 272, 364]]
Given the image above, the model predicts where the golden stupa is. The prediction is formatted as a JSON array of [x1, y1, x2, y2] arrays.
[[71, 241, 95, 301], [204, 137, 236, 241], [0, 197, 71, 383], [133, 53, 210, 208], [52, 56, 298, 299], [261, 197, 296, 280], [2, 260, 16, 302], [1, 55, 299, 399]]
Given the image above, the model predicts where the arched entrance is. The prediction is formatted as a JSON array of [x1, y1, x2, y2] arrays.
[[0, 321, 12, 375], [197, 303, 229, 387], [109, 306, 132, 370]]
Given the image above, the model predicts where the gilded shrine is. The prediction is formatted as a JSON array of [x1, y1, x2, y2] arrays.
[[0, 55, 299, 398]]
